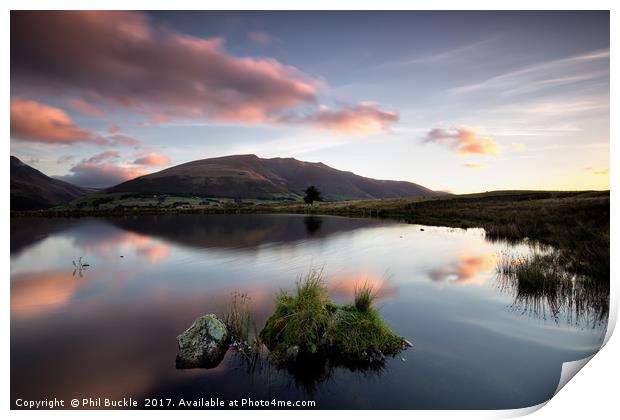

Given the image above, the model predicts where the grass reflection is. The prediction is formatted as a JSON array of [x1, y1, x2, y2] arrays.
[[495, 248, 608, 327]]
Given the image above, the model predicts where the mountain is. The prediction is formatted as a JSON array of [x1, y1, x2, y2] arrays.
[[109, 154, 440, 200], [11, 156, 88, 210]]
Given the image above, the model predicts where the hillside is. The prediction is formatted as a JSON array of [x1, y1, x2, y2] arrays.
[[10, 156, 88, 210], [108, 154, 438, 200]]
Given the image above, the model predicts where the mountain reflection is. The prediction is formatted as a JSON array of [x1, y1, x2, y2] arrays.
[[108, 214, 392, 251], [11, 215, 394, 258]]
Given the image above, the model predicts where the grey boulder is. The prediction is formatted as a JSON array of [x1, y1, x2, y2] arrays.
[[176, 314, 229, 369]]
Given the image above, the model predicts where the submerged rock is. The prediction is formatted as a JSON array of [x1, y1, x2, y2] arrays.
[[176, 314, 229, 369]]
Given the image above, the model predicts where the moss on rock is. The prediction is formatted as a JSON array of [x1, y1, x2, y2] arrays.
[[176, 314, 230, 369]]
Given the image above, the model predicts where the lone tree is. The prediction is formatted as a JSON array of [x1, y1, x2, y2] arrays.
[[304, 185, 322, 205]]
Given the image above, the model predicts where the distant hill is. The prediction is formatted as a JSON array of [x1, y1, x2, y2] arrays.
[[108, 154, 440, 200], [11, 156, 88, 210]]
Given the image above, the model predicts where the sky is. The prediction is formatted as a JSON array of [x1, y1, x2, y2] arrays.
[[10, 11, 610, 192]]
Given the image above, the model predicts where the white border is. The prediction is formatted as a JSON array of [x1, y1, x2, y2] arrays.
[[3, 1, 616, 419]]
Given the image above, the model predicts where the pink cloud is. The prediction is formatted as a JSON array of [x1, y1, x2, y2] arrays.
[[66, 98, 105, 117], [283, 102, 398, 134], [11, 11, 319, 124], [107, 123, 121, 133], [10, 97, 102, 144], [56, 152, 146, 188], [133, 153, 171, 166], [424, 127, 498, 156], [11, 97, 139, 147], [85, 150, 120, 164]]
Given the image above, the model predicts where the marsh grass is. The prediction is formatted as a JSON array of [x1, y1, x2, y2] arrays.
[[496, 250, 609, 326]]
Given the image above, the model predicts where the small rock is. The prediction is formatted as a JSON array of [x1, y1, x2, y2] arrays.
[[420, 228, 425, 231], [366, 350, 385, 364], [176, 314, 229, 369], [285, 345, 300, 362], [403, 339, 413, 348]]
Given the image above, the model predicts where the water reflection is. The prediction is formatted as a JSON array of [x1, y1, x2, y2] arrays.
[[495, 250, 609, 327], [108, 214, 393, 251], [11, 271, 86, 318], [428, 253, 497, 286], [303, 216, 323, 235], [10, 215, 608, 409], [328, 273, 398, 301]]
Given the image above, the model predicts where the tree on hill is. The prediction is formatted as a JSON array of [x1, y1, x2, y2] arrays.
[[304, 185, 322, 205]]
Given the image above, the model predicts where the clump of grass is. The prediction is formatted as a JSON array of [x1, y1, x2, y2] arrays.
[[260, 269, 333, 358], [260, 270, 408, 364], [354, 282, 376, 312], [330, 304, 406, 361]]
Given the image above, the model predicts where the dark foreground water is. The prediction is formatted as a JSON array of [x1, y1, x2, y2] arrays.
[[10, 214, 607, 409]]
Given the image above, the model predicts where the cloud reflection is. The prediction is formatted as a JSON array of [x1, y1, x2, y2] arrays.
[[428, 254, 497, 286], [11, 271, 84, 318], [328, 272, 398, 301]]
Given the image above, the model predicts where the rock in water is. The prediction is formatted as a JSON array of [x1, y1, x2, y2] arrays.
[[176, 314, 229, 369]]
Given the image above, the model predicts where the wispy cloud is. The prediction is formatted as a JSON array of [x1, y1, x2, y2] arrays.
[[65, 98, 105, 117], [495, 96, 608, 116], [463, 163, 484, 170], [451, 48, 609, 95], [383, 38, 496, 67], [584, 167, 609, 176], [248, 30, 280, 46]]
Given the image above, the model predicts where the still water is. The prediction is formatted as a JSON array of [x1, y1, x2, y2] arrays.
[[10, 214, 606, 409]]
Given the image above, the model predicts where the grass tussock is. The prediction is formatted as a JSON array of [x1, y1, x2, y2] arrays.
[[260, 270, 408, 364], [260, 269, 333, 357], [354, 282, 376, 312], [331, 304, 407, 360]]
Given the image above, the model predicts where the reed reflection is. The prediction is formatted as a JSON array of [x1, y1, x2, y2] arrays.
[[495, 250, 609, 326]]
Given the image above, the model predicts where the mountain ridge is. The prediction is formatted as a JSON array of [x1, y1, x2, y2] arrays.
[[108, 154, 440, 200], [10, 156, 88, 210]]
